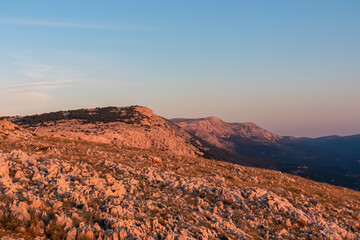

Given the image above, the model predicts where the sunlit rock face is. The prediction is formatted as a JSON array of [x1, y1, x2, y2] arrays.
[[172, 116, 281, 151]]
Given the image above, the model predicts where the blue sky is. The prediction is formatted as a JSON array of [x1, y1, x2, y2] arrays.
[[0, 1, 359, 137]]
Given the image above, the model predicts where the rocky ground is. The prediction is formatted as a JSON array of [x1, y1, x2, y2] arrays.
[[0, 120, 360, 240]]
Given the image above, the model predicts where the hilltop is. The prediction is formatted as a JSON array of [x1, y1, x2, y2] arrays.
[[8, 106, 207, 158]]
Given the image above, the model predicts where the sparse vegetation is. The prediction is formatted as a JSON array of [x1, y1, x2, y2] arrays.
[[13, 106, 153, 126]]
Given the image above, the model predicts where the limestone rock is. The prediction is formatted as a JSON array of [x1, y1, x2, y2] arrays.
[[10, 201, 30, 221], [66, 227, 77, 240]]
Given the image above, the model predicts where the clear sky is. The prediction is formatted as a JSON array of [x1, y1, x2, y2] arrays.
[[1, 1, 359, 137]]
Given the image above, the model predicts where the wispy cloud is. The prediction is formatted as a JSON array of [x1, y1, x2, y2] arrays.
[[27, 91, 53, 101], [0, 19, 147, 30], [1, 80, 73, 93], [0, 54, 82, 101]]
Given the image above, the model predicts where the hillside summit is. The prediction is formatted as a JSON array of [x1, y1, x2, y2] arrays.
[[0, 108, 360, 239], [9, 106, 205, 158]]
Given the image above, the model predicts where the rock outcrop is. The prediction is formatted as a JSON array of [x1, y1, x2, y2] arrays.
[[0, 119, 22, 131]]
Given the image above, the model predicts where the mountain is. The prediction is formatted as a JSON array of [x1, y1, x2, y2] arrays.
[[0, 118, 359, 239], [171, 117, 286, 168], [172, 117, 281, 147], [171, 117, 284, 169], [172, 117, 360, 190], [8, 106, 208, 158], [4, 107, 360, 190]]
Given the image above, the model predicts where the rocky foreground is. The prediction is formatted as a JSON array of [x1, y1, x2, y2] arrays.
[[0, 120, 360, 240]]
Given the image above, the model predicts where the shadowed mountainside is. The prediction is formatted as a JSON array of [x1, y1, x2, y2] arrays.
[[172, 117, 360, 190]]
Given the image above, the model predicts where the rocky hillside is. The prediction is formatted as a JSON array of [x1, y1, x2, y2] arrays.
[[5, 107, 360, 190], [0, 120, 360, 240], [9, 106, 206, 158], [229, 122, 282, 144], [171, 117, 283, 169], [171, 117, 281, 149]]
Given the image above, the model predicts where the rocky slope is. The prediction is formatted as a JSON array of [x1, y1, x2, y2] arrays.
[[9, 106, 205, 158], [171, 117, 281, 149], [5, 106, 360, 190], [171, 117, 283, 169], [0, 120, 360, 240], [5, 107, 360, 190]]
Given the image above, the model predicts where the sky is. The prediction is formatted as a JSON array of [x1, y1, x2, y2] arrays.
[[0, 1, 359, 137]]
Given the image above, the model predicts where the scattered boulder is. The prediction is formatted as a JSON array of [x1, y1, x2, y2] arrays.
[[0, 120, 21, 131], [0, 161, 9, 177], [1, 237, 15, 240], [66, 227, 77, 240], [77, 224, 96, 240], [10, 201, 30, 222], [152, 157, 163, 166]]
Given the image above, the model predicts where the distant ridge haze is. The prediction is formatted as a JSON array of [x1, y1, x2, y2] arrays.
[[155, 102, 360, 138]]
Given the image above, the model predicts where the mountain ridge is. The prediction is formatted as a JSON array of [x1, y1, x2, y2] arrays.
[[3, 106, 360, 190]]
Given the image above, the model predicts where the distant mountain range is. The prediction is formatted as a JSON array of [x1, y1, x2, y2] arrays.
[[171, 117, 360, 190], [3, 106, 360, 190]]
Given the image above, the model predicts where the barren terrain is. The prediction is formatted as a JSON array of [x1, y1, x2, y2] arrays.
[[1, 110, 360, 239]]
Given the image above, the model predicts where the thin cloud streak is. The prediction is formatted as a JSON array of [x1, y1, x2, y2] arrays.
[[0, 54, 82, 101], [0, 80, 73, 94], [0, 19, 148, 30], [27, 91, 53, 101]]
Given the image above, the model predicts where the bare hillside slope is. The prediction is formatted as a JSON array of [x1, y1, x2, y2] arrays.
[[0, 120, 359, 239]]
